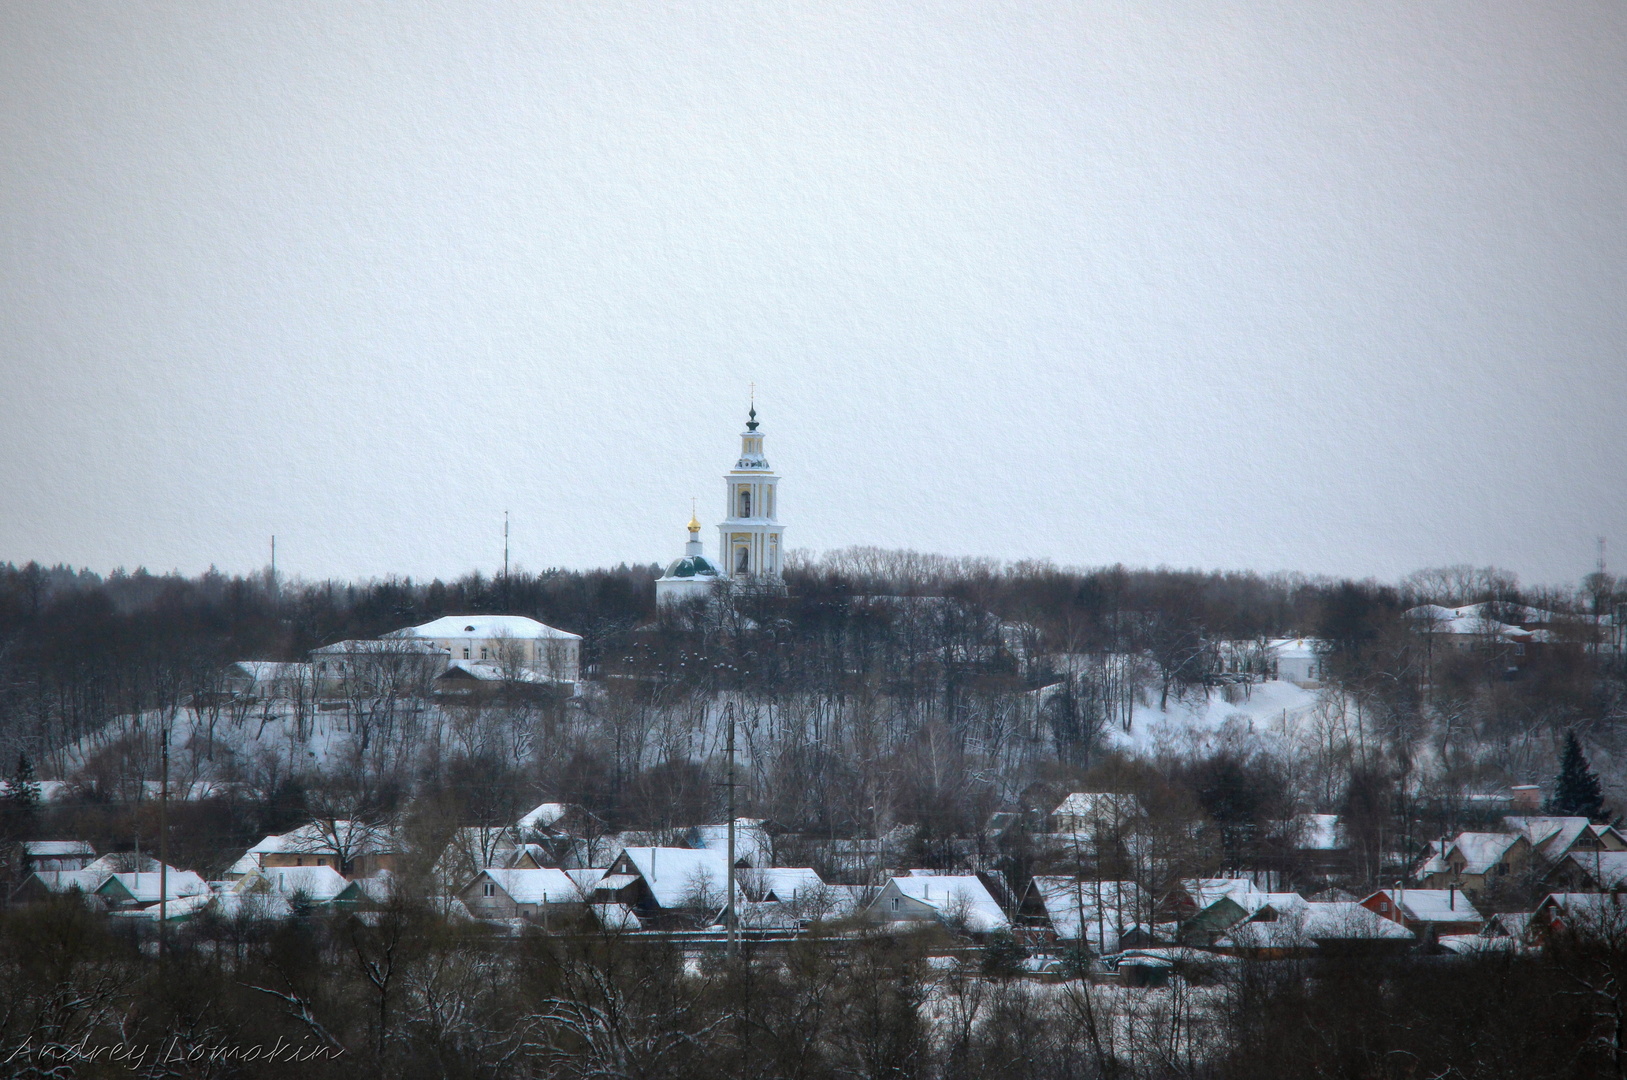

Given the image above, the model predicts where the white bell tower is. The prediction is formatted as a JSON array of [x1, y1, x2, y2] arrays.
[[718, 402, 785, 580]]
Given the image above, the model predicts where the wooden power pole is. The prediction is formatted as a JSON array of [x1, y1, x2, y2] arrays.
[[726, 702, 738, 961]]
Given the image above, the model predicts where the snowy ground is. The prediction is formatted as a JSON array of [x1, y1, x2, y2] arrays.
[[1106, 679, 1326, 757]]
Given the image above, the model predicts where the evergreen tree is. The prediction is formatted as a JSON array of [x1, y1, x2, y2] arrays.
[[1549, 732, 1605, 820], [4, 752, 41, 811]]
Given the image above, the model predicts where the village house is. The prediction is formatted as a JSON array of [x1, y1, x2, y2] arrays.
[[1050, 792, 1143, 834], [1215, 901, 1414, 959], [1505, 816, 1626, 863], [1415, 832, 1535, 896], [1543, 850, 1627, 892], [235, 865, 364, 908], [12, 868, 109, 904], [1024, 877, 1148, 954], [461, 868, 591, 923], [1532, 892, 1627, 945], [228, 821, 400, 879], [1361, 888, 1483, 940], [22, 840, 95, 872], [1267, 638, 1324, 685], [867, 873, 1010, 934], [94, 868, 209, 911], [595, 847, 744, 924]]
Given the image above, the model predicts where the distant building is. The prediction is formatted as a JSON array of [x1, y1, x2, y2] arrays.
[[655, 513, 723, 606], [867, 873, 1009, 934], [22, 840, 95, 872], [1267, 638, 1324, 684], [718, 404, 786, 582], [386, 615, 581, 685], [1361, 888, 1482, 939]]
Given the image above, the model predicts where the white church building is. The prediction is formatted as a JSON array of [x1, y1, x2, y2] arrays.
[[656, 404, 786, 606]]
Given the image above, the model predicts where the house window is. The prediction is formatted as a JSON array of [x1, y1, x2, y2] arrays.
[[892, 898, 900, 911], [463, 648, 470, 659], [484, 881, 495, 897], [480, 646, 489, 659]]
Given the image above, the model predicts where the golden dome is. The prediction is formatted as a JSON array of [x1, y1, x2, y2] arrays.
[[687, 512, 701, 533]]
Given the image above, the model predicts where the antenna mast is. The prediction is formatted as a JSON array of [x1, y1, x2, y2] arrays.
[[503, 511, 510, 613]]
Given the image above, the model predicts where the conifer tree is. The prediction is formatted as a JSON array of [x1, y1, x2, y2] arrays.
[[1549, 732, 1605, 820]]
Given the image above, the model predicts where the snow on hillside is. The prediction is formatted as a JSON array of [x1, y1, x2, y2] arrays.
[[1107, 679, 1325, 756]]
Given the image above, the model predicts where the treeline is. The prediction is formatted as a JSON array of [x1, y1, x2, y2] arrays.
[[2, 553, 1623, 874], [0, 893, 1615, 1080]]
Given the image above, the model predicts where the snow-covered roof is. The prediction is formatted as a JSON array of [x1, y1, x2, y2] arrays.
[[564, 868, 604, 892], [1184, 878, 1267, 911], [519, 802, 570, 831], [875, 874, 1009, 933], [1449, 832, 1522, 875], [100, 870, 209, 904], [247, 821, 396, 858], [1375, 889, 1482, 924], [1220, 902, 1413, 949], [438, 661, 551, 684], [591, 903, 642, 932], [1560, 851, 1627, 888], [25, 840, 94, 857], [389, 615, 581, 641], [1418, 832, 1522, 877], [715, 901, 802, 930], [1504, 816, 1593, 859], [113, 892, 217, 921], [27, 869, 108, 894], [687, 820, 773, 867], [1267, 638, 1324, 660], [252, 865, 353, 902], [230, 661, 312, 682], [1052, 792, 1143, 823], [1401, 606, 1531, 640], [212, 891, 294, 920], [1032, 877, 1146, 945], [480, 868, 585, 905], [611, 847, 742, 909], [310, 638, 450, 656], [748, 867, 826, 902], [660, 554, 721, 581], [1483, 911, 1534, 938]]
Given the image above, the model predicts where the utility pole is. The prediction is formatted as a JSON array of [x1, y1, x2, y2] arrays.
[[159, 722, 169, 956], [726, 701, 738, 961], [503, 511, 511, 613]]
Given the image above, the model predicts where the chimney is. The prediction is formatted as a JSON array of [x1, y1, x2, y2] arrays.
[[1449, 883, 1455, 911]]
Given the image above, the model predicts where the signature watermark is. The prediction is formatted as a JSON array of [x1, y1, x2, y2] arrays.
[[3, 1034, 344, 1069]]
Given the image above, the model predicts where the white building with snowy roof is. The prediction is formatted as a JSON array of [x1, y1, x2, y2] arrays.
[[386, 614, 581, 685], [1267, 638, 1325, 685]]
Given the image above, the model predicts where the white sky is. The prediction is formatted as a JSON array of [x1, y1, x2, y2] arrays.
[[2, 2, 1624, 587]]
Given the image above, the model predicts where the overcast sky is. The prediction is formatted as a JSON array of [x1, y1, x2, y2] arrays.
[[2, 2, 1623, 588]]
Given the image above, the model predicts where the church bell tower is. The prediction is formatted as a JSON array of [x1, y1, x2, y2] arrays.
[[719, 402, 785, 580]]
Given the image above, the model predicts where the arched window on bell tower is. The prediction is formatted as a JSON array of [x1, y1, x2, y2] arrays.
[[738, 488, 751, 517], [735, 546, 751, 575]]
